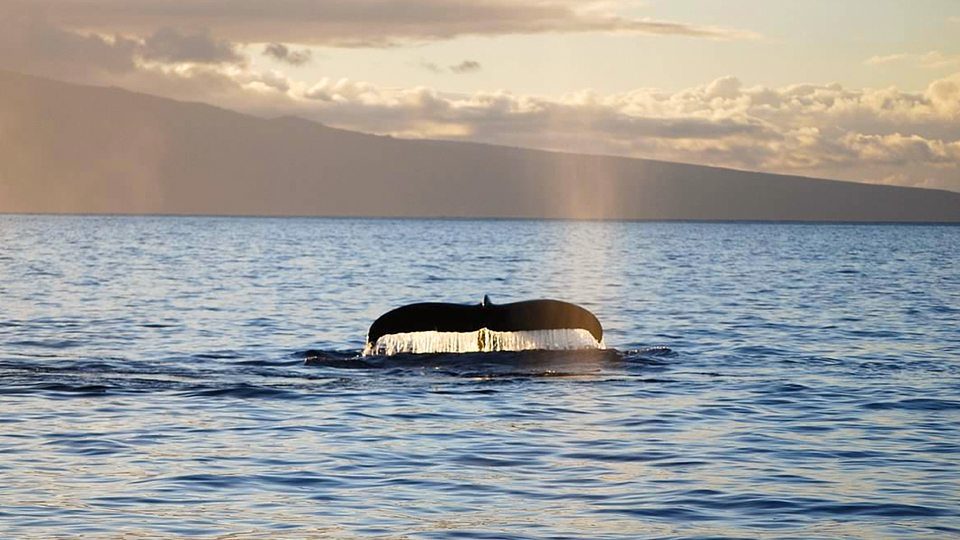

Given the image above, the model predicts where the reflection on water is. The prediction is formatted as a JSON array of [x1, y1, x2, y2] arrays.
[[1, 215, 959, 539]]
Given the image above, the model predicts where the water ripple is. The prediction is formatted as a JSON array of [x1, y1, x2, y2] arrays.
[[1, 216, 959, 539]]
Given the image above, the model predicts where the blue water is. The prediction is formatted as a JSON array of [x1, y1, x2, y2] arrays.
[[1, 215, 959, 539]]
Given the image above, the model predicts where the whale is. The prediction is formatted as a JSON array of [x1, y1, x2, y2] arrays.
[[366, 296, 603, 352]]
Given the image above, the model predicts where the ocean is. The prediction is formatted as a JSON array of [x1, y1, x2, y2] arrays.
[[1, 214, 959, 539]]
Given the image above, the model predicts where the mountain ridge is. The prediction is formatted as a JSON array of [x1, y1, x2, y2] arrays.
[[2, 69, 958, 221]]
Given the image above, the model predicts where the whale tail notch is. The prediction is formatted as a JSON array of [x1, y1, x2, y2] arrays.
[[364, 297, 603, 356]]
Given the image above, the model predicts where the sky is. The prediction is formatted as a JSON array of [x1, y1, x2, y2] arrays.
[[2, 0, 959, 192]]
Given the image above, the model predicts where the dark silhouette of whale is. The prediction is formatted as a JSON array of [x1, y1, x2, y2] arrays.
[[366, 296, 603, 347]]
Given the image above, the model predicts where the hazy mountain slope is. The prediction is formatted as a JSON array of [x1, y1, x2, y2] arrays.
[[2, 70, 959, 221]]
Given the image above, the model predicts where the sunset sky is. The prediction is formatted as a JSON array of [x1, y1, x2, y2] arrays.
[[2, 0, 959, 192]]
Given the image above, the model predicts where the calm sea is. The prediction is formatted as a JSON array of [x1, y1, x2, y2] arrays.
[[1, 215, 959, 539]]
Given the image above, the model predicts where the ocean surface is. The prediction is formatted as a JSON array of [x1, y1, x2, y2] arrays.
[[2, 214, 959, 540]]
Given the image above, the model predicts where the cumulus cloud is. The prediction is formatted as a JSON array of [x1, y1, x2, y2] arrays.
[[263, 43, 313, 66], [12, 0, 757, 46], [841, 133, 960, 166]]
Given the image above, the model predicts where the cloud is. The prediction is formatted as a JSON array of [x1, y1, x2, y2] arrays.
[[840, 132, 960, 166], [865, 54, 908, 66], [918, 50, 960, 69], [704, 75, 742, 99], [298, 78, 774, 146], [16, 0, 757, 46], [263, 43, 313, 66], [0, 12, 139, 81], [141, 28, 244, 64], [450, 60, 481, 74], [418, 61, 444, 74], [864, 51, 960, 69], [873, 173, 949, 190], [419, 59, 482, 74], [0, 11, 247, 85]]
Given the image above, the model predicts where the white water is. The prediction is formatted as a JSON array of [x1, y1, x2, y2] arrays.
[[363, 328, 604, 356]]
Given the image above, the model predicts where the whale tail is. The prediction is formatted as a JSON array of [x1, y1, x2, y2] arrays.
[[364, 297, 603, 356]]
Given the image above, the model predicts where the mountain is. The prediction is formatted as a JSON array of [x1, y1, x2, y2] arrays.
[[2, 70, 959, 221]]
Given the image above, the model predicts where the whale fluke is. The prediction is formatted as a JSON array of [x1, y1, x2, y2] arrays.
[[365, 297, 603, 355]]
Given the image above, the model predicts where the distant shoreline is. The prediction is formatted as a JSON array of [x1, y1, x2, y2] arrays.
[[4, 212, 959, 225]]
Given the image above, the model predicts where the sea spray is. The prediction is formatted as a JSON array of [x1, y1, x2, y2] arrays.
[[363, 328, 604, 356]]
